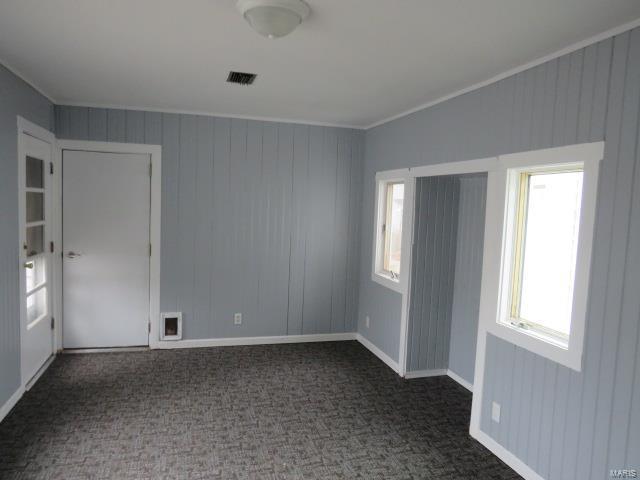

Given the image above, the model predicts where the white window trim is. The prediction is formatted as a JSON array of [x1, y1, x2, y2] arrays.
[[371, 169, 413, 294], [481, 142, 603, 372]]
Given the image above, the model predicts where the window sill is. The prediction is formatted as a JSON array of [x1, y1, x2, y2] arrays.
[[371, 271, 404, 294], [486, 319, 582, 371]]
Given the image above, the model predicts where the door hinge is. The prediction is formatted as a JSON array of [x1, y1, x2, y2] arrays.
[[49, 162, 54, 175], [149, 243, 152, 257], [149, 162, 152, 178], [50, 241, 54, 253], [51, 317, 55, 329], [148, 322, 151, 333]]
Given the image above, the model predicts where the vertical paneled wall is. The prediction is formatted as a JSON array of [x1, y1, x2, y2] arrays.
[[406, 174, 487, 379], [55, 106, 363, 339], [406, 176, 460, 372], [360, 27, 640, 479], [0, 64, 53, 407], [448, 174, 487, 385]]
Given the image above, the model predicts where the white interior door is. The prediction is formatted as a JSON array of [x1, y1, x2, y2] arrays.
[[63, 150, 151, 348], [19, 133, 54, 384]]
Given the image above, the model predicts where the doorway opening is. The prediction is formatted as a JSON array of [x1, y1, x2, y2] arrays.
[[404, 173, 487, 389]]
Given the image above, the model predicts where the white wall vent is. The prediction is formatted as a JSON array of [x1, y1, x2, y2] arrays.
[[160, 312, 182, 341]]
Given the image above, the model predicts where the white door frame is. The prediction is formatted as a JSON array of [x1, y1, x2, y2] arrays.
[[391, 156, 500, 377], [56, 140, 162, 349], [17, 116, 58, 388]]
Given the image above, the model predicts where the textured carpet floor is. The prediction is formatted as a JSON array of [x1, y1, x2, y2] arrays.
[[0, 341, 520, 479]]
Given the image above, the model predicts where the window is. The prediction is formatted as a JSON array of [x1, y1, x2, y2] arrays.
[[382, 182, 404, 277], [508, 168, 583, 346], [372, 171, 410, 293], [482, 142, 603, 372]]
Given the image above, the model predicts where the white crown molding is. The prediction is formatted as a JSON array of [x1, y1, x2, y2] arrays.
[[56, 101, 365, 130], [365, 16, 640, 130], [0, 59, 56, 104], [2, 17, 639, 131]]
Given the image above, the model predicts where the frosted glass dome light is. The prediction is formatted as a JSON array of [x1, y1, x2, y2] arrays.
[[237, 0, 310, 39]]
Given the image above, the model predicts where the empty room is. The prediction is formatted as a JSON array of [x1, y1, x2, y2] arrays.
[[1, 1, 640, 479]]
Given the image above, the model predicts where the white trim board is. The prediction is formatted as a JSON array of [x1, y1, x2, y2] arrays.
[[24, 355, 56, 392], [0, 355, 55, 425], [404, 369, 447, 379], [63, 347, 149, 354], [56, 140, 162, 349], [402, 368, 473, 392], [58, 101, 364, 130], [470, 427, 545, 480], [366, 17, 640, 129], [0, 385, 25, 425], [446, 369, 473, 392], [155, 332, 358, 350], [355, 333, 401, 374], [3, 18, 639, 131]]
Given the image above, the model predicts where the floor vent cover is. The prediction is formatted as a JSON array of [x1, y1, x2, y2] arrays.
[[227, 71, 257, 85]]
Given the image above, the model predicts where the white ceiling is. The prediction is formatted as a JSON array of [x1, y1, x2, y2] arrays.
[[1, 1, 639, 128]]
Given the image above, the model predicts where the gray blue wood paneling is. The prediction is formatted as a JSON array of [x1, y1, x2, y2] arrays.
[[407, 176, 460, 372], [406, 173, 486, 378], [359, 26, 640, 479], [55, 106, 363, 340], [448, 173, 487, 385], [0, 64, 53, 408]]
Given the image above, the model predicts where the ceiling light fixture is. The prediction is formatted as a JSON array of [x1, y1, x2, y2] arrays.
[[236, 0, 310, 39]]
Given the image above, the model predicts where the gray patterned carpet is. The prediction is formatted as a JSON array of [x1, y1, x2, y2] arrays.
[[0, 341, 520, 479]]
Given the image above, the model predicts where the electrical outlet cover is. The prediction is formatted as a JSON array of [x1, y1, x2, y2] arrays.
[[491, 401, 501, 423]]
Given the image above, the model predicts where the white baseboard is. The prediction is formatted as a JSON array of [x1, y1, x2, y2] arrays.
[[24, 354, 56, 391], [0, 385, 25, 424], [153, 332, 357, 349], [63, 347, 149, 354], [447, 369, 474, 392], [2, 354, 57, 424], [355, 333, 401, 374], [471, 426, 545, 480], [404, 368, 448, 379], [401, 367, 474, 392]]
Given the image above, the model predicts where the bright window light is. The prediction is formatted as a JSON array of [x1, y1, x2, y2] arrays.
[[509, 168, 583, 344], [383, 182, 404, 277]]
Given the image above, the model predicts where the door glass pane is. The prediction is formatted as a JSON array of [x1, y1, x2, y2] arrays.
[[26, 287, 47, 325], [25, 257, 46, 292], [26, 156, 44, 188], [26, 225, 44, 257], [26, 192, 44, 222]]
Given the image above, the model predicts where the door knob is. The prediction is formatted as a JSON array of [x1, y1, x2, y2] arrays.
[[66, 251, 82, 259]]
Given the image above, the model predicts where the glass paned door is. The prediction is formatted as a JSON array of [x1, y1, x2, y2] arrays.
[[25, 154, 49, 327], [20, 133, 54, 384]]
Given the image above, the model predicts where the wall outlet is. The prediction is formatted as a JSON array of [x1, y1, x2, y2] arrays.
[[491, 401, 501, 423], [234, 313, 242, 325], [365, 315, 370, 328]]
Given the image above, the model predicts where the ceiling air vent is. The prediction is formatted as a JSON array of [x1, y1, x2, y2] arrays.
[[227, 71, 257, 85]]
